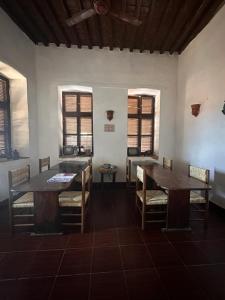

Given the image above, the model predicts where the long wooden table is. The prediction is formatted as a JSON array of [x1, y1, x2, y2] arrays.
[[12, 161, 87, 234], [143, 164, 212, 231]]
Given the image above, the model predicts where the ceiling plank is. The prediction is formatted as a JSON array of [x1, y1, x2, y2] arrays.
[[119, 0, 127, 51], [139, 0, 156, 53], [149, 0, 173, 53], [33, 0, 60, 46], [170, 0, 211, 53], [0, 0, 37, 44], [179, 0, 225, 52], [130, 0, 143, 52], [79, 0, 92, 49], [62, 0, 82, 48], [47, 0, 72, 48]]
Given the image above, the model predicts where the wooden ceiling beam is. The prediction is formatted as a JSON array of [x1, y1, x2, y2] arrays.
[[130, 0, 142, 52], [96, 15, 103, 49], [170, 0, 211, 53], [108, 0, 114, 50], [47, 0, 72, 48], [33, 0, 60, 46], [79, 0, 92, 49], [179, 0, 225, 53], [140, 0, 156, 53], [62, 0, 82, 48], [0, 0, 38, 44]]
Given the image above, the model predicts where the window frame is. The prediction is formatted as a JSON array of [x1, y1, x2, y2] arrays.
[[62, 91, 93, 156], [0, 74, 11, 158], [127, 95, 155, 156]]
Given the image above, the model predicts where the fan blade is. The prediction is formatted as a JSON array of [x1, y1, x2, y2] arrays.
[[66, 8, 96, 26], [109, 11, 142, 26]]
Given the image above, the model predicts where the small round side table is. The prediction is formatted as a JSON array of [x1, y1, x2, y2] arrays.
[[98, 165, 117, 189]]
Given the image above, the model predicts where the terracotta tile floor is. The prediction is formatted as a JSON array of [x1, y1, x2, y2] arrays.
[[0, 188, 225, 299]]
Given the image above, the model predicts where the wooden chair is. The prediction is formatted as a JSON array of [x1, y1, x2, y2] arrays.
[[39, 156, 50, 173], [136, 165, 168, 230], [188, 165, 210, 227], [8, 165, 34, 233], [163, 157, 173, 170], [126, 158, 132, 188], [58, 165, 91, 233]]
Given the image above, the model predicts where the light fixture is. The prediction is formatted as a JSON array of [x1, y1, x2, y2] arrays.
[[106, 110, 114, 121], [191, 104, 201, 117]]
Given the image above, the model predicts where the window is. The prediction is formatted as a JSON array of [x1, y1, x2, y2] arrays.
[[127, 95, 155, 156], [62, 92, 93, 155], [0, 75, 11, 158]]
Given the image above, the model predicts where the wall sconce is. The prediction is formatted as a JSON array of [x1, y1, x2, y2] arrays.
[[222, 101, 225, 115], [191, 104, 201, 117], [106, 110, 114, 121]]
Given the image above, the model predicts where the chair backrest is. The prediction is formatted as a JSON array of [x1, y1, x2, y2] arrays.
[[39, 156, 50, 173], [163, 157, 173, 170], [188, 165, 209, 183], [8, 165, 30, 191], [88, 158, 92, 176], [82, 165, 91, 187]]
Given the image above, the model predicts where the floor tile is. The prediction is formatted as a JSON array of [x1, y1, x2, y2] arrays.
[[141, 230, 168, 243], [125, 269, 169, 300], [117, 228, 143, 245], [147, 242, 183, 268], [90, 271, 128, 300], [189, 264, 225, 300], [39, 235, 69, 250], [121, 245, 153, 270], [197, 239, 225, 263], [59, 248, 92, 275], [158, 266, 210, 300], [23, 250, 62, 277], [172, 242, 210, 265], [94, 229, 118, 247], [50, 274, 89, 300], [16, 277, 54, 300], [67, 232, 93, 249], [0, 279, 17, 300], [92, 246, 122, 273]]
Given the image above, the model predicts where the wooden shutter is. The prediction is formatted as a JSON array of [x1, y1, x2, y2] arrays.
[[0, 76, 10, 157]]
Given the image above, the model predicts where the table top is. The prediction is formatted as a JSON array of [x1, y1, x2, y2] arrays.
[[143, 163, 212, 191], [12, 161, 87, 193]]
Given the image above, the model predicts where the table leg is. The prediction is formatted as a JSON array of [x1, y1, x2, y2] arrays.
[[113, 173, 116, 183], [101, 173, 104, 191], [162, 190, 191, 232], [33, 191, 61, 235]]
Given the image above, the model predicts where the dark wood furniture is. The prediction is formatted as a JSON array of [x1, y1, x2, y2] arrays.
[[58, 165, 91, 233], [136, 165, 168, 230], [163, 157, 173, 170], [188, 164, 210, 228], [143, 163, 211, 231], [8, 164, 34, 233], [39, 156, 50, 173], [11, 161, 87, 234]]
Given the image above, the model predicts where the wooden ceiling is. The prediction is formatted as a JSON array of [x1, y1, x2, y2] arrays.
[[0, 0, 225, 54]]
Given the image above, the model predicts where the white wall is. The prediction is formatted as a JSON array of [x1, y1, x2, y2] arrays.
[[36, 46, 177, 181], [176, 5, 225, 208], [0, 8, 38, 201]]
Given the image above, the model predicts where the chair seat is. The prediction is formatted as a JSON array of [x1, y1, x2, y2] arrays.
[[136, 190, 168, 205], [59, 191, 90, 207], [190, 191, 207, 203], [12, 192, 34, 208]]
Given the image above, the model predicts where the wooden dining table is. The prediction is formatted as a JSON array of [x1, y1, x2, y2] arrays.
[[143, 163, 212, 231], [11, 161, 87, 235]]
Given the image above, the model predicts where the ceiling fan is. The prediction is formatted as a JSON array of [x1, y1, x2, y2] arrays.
[[66, 0, 142, 27]]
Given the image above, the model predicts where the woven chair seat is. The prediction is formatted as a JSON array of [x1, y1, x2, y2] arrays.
[[12, 192, 34, 208], [190, 191, 207, 203], [59, 191, 90, 207], [136, 190, 168, 205]]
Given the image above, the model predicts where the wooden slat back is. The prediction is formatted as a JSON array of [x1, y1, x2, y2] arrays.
[[9, 165, 30, 188], [39, 156, 50, 173], [163, 157, 173, 170], [188, 165, 209, 183]]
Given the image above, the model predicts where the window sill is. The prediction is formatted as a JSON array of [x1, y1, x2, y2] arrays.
[[59, 155, 93, 158], [128, 154, 159, 160], [0, 157, 30, 163]]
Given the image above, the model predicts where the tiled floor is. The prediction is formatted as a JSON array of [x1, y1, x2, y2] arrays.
[[0, 187, 225, 299]]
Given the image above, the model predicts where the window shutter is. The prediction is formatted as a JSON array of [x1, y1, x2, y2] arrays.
[[64, 95, 77, 112], [65, 117, 77, 134], [128, 97, 138, 114], [128, 118, 138, 135], [142, 97, 153, 114], [80, 95, 92, 112]]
